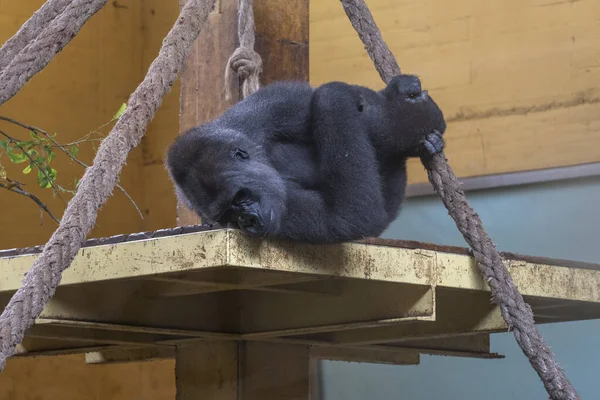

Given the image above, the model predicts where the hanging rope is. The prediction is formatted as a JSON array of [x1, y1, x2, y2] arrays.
[[0, 0, 109, 107], [224, 0, 262, 100], [0, 0, 217, 371], [0, 0, 72, 74], [339, 0, 579, 399]]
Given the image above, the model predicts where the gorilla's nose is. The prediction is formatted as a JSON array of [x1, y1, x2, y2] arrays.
[[238, 213, 258, 228]]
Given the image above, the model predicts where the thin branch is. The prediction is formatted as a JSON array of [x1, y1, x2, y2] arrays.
[[0, 128, 66, 204], [0, 181, 59, 223], [0, 116, 143, 218]]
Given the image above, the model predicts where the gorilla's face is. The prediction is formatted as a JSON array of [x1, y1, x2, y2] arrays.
[[381, 74, 446, 151], [166, 129, 286, 237]]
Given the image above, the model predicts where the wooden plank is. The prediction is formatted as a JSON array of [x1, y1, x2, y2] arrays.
[[316, 289, 505, 346], [239, 283, 434, 337], [3, 229, 600, 303], [310, 346, 420, 366], [85, 347, 176, 364]]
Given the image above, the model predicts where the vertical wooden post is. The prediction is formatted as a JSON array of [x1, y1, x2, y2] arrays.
[[175, 342, 312, 400], [176, 0, 309, 226], [175, 0, 311, 398], [175, 341, 238, 399]]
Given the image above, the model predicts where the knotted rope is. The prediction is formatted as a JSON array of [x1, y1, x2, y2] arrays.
[[339, 0, 579, 398], [224, 0, 262, 100], [0, 0, 109, 107], [0, 0, 217, 371], [0, 0, 72, 74]]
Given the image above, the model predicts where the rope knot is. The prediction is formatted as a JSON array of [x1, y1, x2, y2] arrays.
[[224, 46, 262, 100]]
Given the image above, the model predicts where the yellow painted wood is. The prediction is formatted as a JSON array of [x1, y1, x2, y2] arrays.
[[2, 229, 599, 302], [310, 0, 600, 183]]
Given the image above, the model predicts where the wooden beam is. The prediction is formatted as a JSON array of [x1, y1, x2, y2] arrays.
[[310, 346, 420, 366], [240, 283, 434, 338], [176, 0, 309, 225], [319, 289, 506, 345], [173, 1, 312, 397], [85, 347, 176, 364]]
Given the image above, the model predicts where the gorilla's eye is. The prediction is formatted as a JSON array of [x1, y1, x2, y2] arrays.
[[232, 148, 249, 160], [407, 92, 420, 100], [232, 188, 252, 205]]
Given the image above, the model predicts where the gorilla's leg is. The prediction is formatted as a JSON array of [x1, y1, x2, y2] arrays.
[[277, 82, 388, 243]]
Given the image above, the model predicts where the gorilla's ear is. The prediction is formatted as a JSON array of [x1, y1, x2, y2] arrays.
[[232, 148, 249, 160]]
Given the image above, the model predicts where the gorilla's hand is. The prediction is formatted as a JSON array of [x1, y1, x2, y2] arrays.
[[421, 129, 445, 155]]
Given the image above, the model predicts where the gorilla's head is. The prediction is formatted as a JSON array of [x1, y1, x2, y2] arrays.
[[380, 74, 446, 152], [166, 127, 286, 237]]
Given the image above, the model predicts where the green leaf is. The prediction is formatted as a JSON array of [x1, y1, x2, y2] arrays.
[[0, 140, 7, 149], [22, 164, 32, 174], [46, 166, 57, 180], [70, 145, 79, 157], [37, 169, 52, 189], [48, 151, 56, 163], [113, 103, 127, 120], [0, 167, 6, 179], [27, 149, 38, 157], [7, 148, 28, 164], [74, 177, 80, 188], [29, 131, 39, 140]]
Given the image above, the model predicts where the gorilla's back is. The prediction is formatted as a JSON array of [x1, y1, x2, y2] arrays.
[[217, 81, 314, 144]]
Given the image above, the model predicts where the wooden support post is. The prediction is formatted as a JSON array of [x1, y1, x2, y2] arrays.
[[174, 0, 310, 397], [175, 341, 313, 400], [176, 0, 309, 225]]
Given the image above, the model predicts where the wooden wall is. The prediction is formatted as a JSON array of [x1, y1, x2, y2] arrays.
[[0, 1, 180, 397], [311, 0, 600, 184], [0, 355, 175, 400], [0, 0, 181, 250], [0, 1, 143, 249]]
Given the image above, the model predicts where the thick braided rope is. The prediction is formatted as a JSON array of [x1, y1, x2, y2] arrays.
[[0, 0, 216, 371], [339, 0, 579, 399], [0, 0, 73, 74], [224, 0, 262, 100], [0, 0, 108, 107]]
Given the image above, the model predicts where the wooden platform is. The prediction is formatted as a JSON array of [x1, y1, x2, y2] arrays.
[[2, 228, 600, 367]]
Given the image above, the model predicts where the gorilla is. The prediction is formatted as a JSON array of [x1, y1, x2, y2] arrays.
[[166, 74, 446, 244]]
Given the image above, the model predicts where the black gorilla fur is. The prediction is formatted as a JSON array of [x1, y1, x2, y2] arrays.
[[166, 74, 446, 244]]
